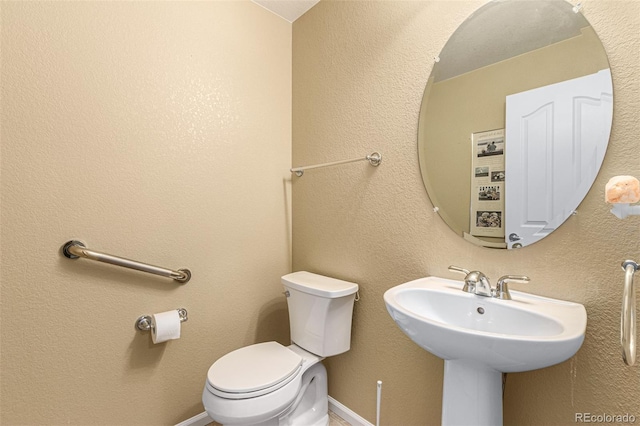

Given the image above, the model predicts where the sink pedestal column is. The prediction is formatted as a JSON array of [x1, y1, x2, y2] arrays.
[[442, 360, 503, 426]]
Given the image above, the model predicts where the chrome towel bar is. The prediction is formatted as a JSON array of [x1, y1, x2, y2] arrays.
[[62, 240, 191, 283], [291, 151, 381, 177], [621, 259, 638, 366]]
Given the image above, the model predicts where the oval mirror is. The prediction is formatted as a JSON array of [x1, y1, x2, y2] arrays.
[[418, 0, 613, 249]]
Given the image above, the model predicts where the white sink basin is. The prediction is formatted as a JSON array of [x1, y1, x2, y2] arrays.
[[384, 276, 587, 425], [384, 276, 586, 372]]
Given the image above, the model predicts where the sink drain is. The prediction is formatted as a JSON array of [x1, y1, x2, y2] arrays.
[[477, 307, 485, 314]]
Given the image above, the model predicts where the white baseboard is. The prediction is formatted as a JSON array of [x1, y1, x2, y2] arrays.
[[328, 396, 374, 426], [175, 411, 212, 426], [177, 398, 371, 426]]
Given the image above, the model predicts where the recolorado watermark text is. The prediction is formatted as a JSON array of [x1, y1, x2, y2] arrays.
[[575, 413, 636, 423]]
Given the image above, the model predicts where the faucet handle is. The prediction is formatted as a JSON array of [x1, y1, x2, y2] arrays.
[[494, 275, 530, 300], [448, 265, 470, 275]]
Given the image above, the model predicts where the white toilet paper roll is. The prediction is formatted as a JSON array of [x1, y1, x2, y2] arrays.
[[151, 310, 181, 344]]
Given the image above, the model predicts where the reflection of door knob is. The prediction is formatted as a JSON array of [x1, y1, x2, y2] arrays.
[[509, 233, 521, 242], [512, 243, 523, 249]]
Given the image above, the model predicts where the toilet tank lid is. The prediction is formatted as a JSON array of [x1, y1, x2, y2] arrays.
[[282, 271, 358, 298]]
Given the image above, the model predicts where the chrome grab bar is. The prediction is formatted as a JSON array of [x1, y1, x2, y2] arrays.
[[621, 260, 638, 366], [62, 240, 191, 283]]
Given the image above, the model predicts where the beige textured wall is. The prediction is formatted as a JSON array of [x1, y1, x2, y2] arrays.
[[293, 1, 639, 425], [1, 2, 291, 425]]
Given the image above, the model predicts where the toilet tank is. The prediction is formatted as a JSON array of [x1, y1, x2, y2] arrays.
[[282, 271, 358, 357]]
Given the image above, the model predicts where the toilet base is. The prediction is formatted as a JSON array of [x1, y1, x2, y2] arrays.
[[226, 414, 328, 426], [279, 362, 328, 426]]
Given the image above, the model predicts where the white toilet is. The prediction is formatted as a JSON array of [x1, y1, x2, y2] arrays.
[[202, 271, 359, 426]]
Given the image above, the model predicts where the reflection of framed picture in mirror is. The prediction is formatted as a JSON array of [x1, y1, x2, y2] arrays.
[[476, 211, 502, 227], [475, 136, 504, 157], [491, 171, 505, 182], [471, 129, 504, 174], [475, 166, 489, 178], [470, 129, 505, 238], [478, 186, 501, 201]]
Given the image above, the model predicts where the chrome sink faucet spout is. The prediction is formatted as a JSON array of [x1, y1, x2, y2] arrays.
[[448, 266, 530, 299]]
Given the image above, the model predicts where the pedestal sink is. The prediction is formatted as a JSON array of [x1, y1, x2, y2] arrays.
[[384, 276, 587, 426]]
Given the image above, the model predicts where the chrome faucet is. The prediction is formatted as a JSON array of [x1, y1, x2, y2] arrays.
[[448, 266, 492, 297], [448, 266, 530, 299]]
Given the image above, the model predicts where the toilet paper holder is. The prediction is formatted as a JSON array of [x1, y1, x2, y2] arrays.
[[135, 308, 188, 332]]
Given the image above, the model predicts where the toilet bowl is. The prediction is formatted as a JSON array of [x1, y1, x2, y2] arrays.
[[202, 272, 358, 426], [203, 342, 328, 426]]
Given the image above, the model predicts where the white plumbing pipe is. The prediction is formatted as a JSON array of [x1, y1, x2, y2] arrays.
[[376, 380, 382, 426]]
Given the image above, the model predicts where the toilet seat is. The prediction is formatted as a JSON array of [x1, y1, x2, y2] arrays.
[[207, 342, 303, 399]]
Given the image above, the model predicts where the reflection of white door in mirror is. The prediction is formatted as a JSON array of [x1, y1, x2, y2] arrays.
[[505, 69, 613, 248]]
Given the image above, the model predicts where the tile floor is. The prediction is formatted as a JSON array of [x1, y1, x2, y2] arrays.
[[329, 410, 352, 425]]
